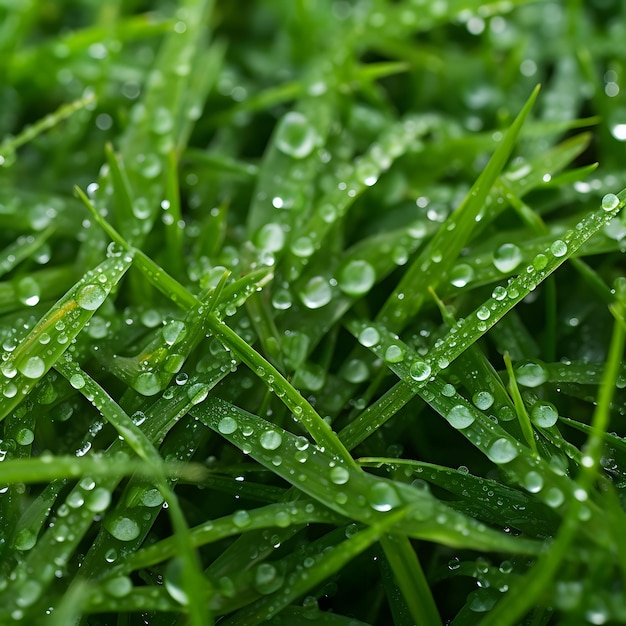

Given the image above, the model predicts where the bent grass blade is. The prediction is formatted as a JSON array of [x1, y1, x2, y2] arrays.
[[0, 250, 133, 422]]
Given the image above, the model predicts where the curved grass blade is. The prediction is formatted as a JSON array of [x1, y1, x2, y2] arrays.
[[192, 397, 540, 554], [377, 85, 540, 331], [0, 248, 133, 422]]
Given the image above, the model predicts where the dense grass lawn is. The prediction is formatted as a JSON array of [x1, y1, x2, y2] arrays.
[[1, 1, 626, 624]]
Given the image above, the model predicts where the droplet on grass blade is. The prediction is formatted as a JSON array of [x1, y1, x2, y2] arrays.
[[275, 112, 319, 159]]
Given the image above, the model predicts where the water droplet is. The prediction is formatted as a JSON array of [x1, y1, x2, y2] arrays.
[[290, 236, 314, 258], [187, 383, 209, 405], [13, 528, 36, 551], [330, 466, 350, 485], [358, 326, 380, 347], [446, 405, 475, 429], [337, 260, 376, 296], [476, 306, 490, 321], [16, 277, 40, 307], [70, 373, 85, 389], [260, 430, 282, 451], [493, 243, 522, 273], [491, 285, 507, 300], [550, 240, 567, 258], [105, 515, 141, 541], [384, 344, 404, 363], [18, 356, 45, 379], [514, 361, 548, 387], [275, 112, 319, 159], [487, 438, 518, 464], [165, 558, 189, 605], [255, 223, 285, 252], [544, 487, 564, 508], [530, 401, 559, 427], [15, 580, 42, 608], [76, 284, 107, 310], [85, 487, 111, 512], [15, 428, 34, 445], [134, 372, 161, 396], [218, 416, 238, 435], [409, 360, 431, 382], [163, 320, 186, 346], [523, 471, 543, 493], [233, 509, 251, 528], [602, 193, 619, 211], [472, 391, 494, 410], [253, 563, 284, 595], [105, 576, 133, 598], [299, 276, 332, 309], [140, 488, 164, 508], [341, 358, 369, 383], [368, 481, 401, 512], [449, 263, 475, 288]]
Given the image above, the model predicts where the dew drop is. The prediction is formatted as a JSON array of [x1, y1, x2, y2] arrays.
[[299, 276, 332, 309], [255, 223, 285, 252], [358, 326, 380, 347], [472, 391, 494, 410], [384, 344, 404, 363], [134, 372, 161, 396], [493, 243, 522, 273], [337, 260, 376, 296], [409, 360, 431, 382], [514, 361, 548, 387], [449, 263, 474, 288], [233, 509, 251, 528], [487, 438, 518, 464], [105, 515, 141, 541], [368, 481, 401, 512], [544, 487, 564, 508], [602, 193, 619, 211], [17, 356, 45, 379], [218, 416, 238, 435], [16, 277, 40, 307], [523, 471, 544, 493], [253, 563, 284, 595], [330, 466, 350, 485], [550, 240, 568, 258], [275, 111, 319, 159], [76, 284, 107, 310], [446, 405, 475, 429], [259, 429, 282, 451], [163, 320, 186, 346], [530, 401, 559, 428]]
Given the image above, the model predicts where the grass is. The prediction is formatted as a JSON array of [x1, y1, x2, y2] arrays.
[[1, 0, 626, 624]]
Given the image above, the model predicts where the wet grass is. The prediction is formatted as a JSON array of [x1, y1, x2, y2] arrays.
[[1, 0, 626, 624]]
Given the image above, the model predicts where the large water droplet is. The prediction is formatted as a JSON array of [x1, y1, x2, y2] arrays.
[[530, 401, 559, 427], [330, 466, 350, 485], [253, 563, 284, 595], [472, 391, 494, 410], [218, 416, 238, 435], [515, 361, 548, 387], [358, 326, 380, 347], [602, 193, 620, 211], [487, 438, 518, 463], [384, 344, 404, 363], [409, 360, 431, 382], [337, 260, 376, 297], [18, 356, 45, 379], [493, 243, 522, 273], [16, 277, 40, 307], [134, 372, 161, 396], [446, 405, 475, 429], [275, 112, 319, 159], [523, 471, 543, 493], [260, 430, 282, 451], [550, 240, 567, 258], [299, 276, 332, 309], [449, 263, 475, 288], [163, 320, 186, 346], [368, 482, 401, 512], [255, 223, 285, 252], [76, 284, 107, 310], [105, 515, 141, 541]]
